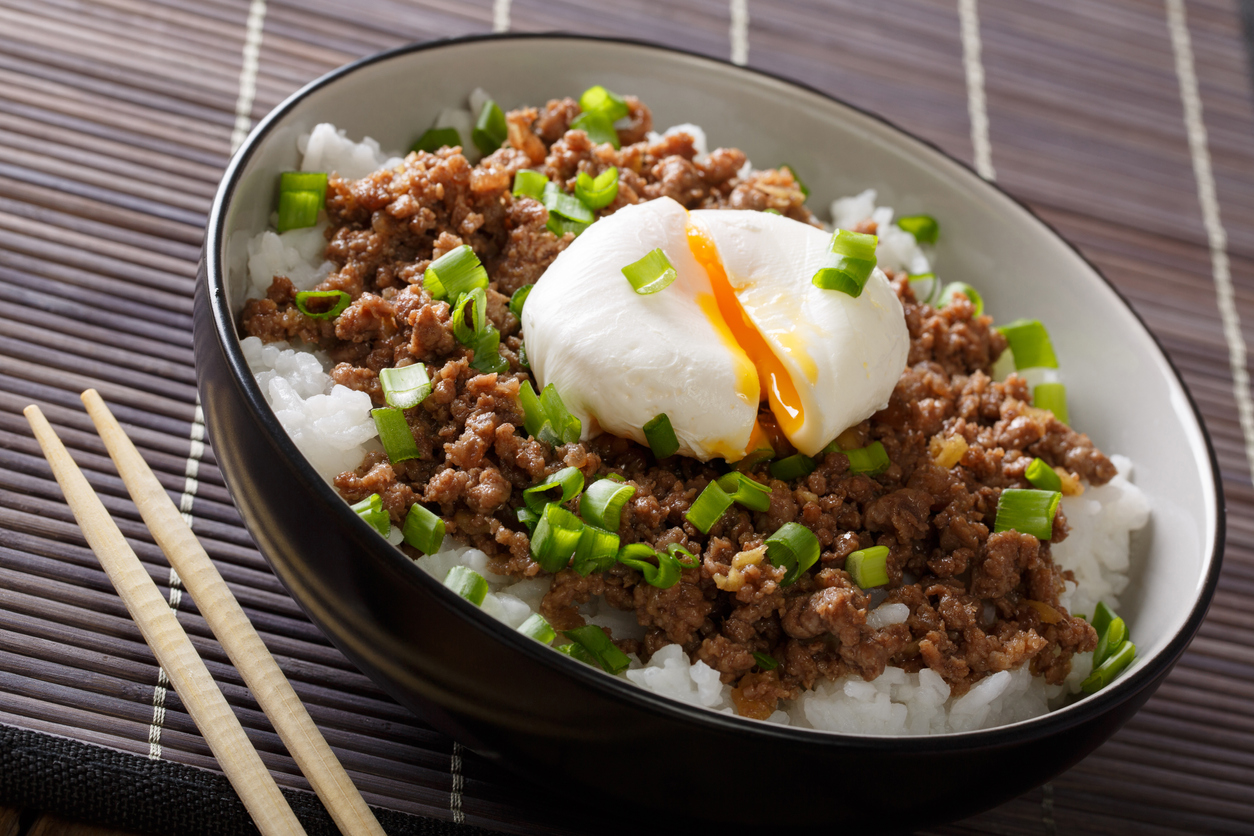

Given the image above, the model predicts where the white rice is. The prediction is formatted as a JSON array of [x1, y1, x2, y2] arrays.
[[240, 115, 1150, 734]]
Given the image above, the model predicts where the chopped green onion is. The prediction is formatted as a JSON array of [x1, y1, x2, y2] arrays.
[[444, 565, 489, 606], [769, 454, 816, 481], [371, 407, 421, 463], [622, 249, 678, 295], [468, 326, 508, 374], [812, 229, 878, 298], [543, 181, 595, 223], [276, 189, 321, 233], [571, 525, 621, 576], [279, 171, 328, 203], [1091, 601, 1115, 639], [763, 208, 781, 215], [643, 412, 680, 458], [605, 473, 626, 483], [402, 503, 444, 554], [451, 288, 488, 346], [1025, 458, 1062, 492], [938, 282, 983, 316], [518, 341, 530, 369], [845, 545, 890, 588], [472, 99, 507, 155], [523, 466, 585, 514], [735, 447, 776, 472], [509, 284, 534, 320], [580, 479, 637, 530], [575, 167, 619, 211], [350, 493, 389, 538], [616, 542, 680, 589], [780, 164, 810, 198], [998, 319, 1059, 370], [530, 502, 585, 573], [557, 641, 598, 665], [518, 612, 556, 644], [896, 214, 939, 245], [561, 625, 631, 674], [570, 111, 620, 149], [578, 85, 630, 122], [516, 506, 538, 534], [685, 481, 734, 534], [753, 652, 779, 671], [1081, 640, 1135, 694], [993, 488, 1061, 540], [379, 363, 432, 410], [765, 522, 821, 586], [423, 245, 489, 301], [546, 214, 590, 238], [844, 441, 890, 476], [1094, 616, 1128, 667], [519, 382, 582, 446], [1034, 382, 1069, 424], [512, 170, 548, 200], [716, 472, 772, 512], [668, 543, 700, 568], [908, 273, 940, 306], [411, 127, 462, 154], [293, 290, 350, 320]]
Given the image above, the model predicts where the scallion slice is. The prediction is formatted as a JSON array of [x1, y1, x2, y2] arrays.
[[622, 249, 677, 295], [277, 189, 321, 233], [468, 326, 508, 374], [541, 387, 580, 442], [516, 506, 539, 534], [371, 407, 421, 463], [423, 245, 489, 301], [530, 502, 585, 573], [411, 127, 462, 154], [1091, 601, 1115, 638], [938, 281, 984, 316], [575, 167, 619, 211], [685, 481, 734, 534], [1034, 382, 1069, 424], [472, 99, 507, 155], [716, 472, 772, 512], [561, 625, 631, 674], [998, 319, 1059, 370], [350, 493, 389, 538], [908, 272, 941, 306], [571, 525, 620, 577], [812, 229, 878, 298], [519, 381, 582, 446], [579, 478, 637, 530], [769, 454, 816, 481], [735, 447, 776, 472], [578, 85, 629, 122], [546, 214, 590, 238], [443, 565, 489, 606], [845, 545, 890, 588], [643, 412, 680, 458], [993, 488, 1061, 540], [451, 288, 488, 346], [616, 542, 680, 589], [509, 284, 533, 319], [279, 171, 328, 203], [667, 543, 700, 569], [1025, 458, 1062, 492], [570, 111, 620, 149], [1080, 640, 1135, 694], [844, 441, 890, 476], [763, 208, 781, 215], [1094, 616, 1128, 667], [896, 214, 939, 245], [765, 522, 820, 586], [523, 466, 585, 514], [752, 652, 779, 671], [378, 363, 432, 410], [512, 170, 548, 200], [780, 164, 810, 198], [557, 641, 597, 665], [402, 502, 444, 554], [542, 181, 595, 224], [293, 290, 351, 320], [518, 612, 556, 644]]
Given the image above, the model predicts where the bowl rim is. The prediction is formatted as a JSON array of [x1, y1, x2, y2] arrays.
[[203, 31, 1226, 748]]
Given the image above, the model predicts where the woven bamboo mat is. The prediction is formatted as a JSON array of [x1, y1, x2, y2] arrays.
[[1, 0, 1253, 833]]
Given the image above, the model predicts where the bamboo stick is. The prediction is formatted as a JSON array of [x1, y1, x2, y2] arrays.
[[23, 403, 307, 836], [82, 389, 386, 836]]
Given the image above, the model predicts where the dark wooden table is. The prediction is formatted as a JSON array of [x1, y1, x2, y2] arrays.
[[2, 1, 1254, 834]]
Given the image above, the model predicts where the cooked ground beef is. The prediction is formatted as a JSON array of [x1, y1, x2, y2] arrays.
[[242, 95, 1107, 718]]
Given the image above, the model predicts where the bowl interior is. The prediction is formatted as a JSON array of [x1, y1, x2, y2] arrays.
[[218, 36, 1220, 728]]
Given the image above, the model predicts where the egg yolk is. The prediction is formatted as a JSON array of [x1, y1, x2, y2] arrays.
[[687, 224, 805, 443]]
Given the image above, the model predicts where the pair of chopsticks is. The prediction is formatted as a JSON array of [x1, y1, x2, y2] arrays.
[[25, 391, 387, 836]]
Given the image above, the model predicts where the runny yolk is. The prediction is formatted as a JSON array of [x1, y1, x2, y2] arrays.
[[686, 223, 806, 442]]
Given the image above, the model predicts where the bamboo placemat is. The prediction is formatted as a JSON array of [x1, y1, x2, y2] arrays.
[[2, 1, 1253, 834]]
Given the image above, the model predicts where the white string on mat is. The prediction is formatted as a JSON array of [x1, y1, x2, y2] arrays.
[[958, 0, 996, 180]]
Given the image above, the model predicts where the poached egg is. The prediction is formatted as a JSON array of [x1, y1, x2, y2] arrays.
[[520, 197, 908, 460]]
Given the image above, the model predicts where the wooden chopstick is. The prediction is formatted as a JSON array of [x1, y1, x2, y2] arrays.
[[81, 390, 387, 836], [23, 404, 309, 836]]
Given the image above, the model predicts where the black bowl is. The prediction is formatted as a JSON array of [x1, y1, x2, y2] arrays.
[[195, 34, 1224, 832]]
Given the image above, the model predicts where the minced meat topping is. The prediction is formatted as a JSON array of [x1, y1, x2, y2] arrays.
[[241, 95, 1111, 718]]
